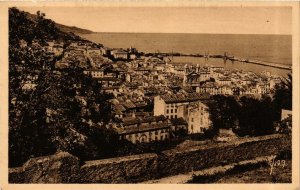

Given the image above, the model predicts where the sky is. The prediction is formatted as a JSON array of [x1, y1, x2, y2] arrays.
[[20, 6, 292, 35]]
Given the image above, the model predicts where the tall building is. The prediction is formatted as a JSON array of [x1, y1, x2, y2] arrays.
[[154, 92, 211, 134], [183, 64, 201, 87], [154, 92, 209, 117], [188, 102, 211, 134]]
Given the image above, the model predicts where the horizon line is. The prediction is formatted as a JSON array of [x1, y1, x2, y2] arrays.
[[85, 31, 292, 36]]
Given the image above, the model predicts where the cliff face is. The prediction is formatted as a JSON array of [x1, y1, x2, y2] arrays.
[[9, 134, 291, 183]]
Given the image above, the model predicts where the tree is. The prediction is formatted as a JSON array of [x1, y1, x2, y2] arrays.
[[273, 73, 292, 120], [9, 8, 116, 167], [276, 115, 292, 134], [207, 95, 240, 130], [235, 96, 275, 136]]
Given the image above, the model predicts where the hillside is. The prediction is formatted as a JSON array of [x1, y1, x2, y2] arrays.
[[9, 7, 90, 46], [55, 23, 94, 34], [24, 9, 94, 35]]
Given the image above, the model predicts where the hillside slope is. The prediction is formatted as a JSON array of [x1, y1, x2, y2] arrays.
[[24, 8, 94, 35], [55, 23, 94, 34]]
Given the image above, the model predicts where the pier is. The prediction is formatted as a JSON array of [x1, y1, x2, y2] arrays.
[[226, 57, 292, 70], [157, 51, 292, 71]]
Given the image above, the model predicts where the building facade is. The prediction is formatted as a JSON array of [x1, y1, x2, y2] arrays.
[[188, 102, 211, 134]]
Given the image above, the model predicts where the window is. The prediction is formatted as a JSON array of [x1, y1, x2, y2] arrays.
[[171, 109, 173, 113], [191, 118, 194, 122], [175, 115, 177, 119], [171, 115, 173, 119], [167, 109, 169, 114], [175, 109, 177, 113], [191, 124, 193, 130]]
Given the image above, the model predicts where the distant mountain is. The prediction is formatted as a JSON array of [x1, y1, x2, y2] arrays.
[[9, 7, 92, 45], [25, 9, 94, 35], [55, 23, 94, 34]]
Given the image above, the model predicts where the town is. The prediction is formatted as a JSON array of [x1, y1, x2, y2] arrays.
[[18, 39, 288, 144], [8, 7, 293, 184]]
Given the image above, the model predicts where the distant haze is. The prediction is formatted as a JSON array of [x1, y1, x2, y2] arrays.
[[20, 6, 292, 35]]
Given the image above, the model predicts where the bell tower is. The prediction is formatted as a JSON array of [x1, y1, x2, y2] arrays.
[[183, 64, 188, 86]]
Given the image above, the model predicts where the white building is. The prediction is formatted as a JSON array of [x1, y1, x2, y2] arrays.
[[83, 69, 104, 78], [154, 92, 209, 119], [188, 102, 212, 134]]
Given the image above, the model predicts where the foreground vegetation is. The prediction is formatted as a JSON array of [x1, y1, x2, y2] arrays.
[[9, 8, 140, 167], [205, 75, 292, 137]]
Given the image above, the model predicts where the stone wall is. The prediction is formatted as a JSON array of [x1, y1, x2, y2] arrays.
[[9, 134, 291, 183]]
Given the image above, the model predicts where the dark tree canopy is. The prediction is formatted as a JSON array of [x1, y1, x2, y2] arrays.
[[8, 8, 124, 167]]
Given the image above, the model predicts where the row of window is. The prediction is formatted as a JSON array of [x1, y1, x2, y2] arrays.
[[126, 130, 168, 139], [166, 115, 177, 119], [166, 109, 177, 114], [127, 134, 169, 143], [166, 104, 177, 108], [190, 118, 206, 125], [189, 126, 206, 133]]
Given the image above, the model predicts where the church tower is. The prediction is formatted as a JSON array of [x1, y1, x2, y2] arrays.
[[183, 64, 188, 86], [196, 64, 200, 73]]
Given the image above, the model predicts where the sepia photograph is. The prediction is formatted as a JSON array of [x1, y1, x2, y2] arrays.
[[1, 1, 299, 188]]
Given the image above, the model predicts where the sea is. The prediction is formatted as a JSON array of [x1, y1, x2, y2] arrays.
[[80, 33, 292, 76]]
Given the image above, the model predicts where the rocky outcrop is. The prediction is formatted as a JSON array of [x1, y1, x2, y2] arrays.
[[9, 134, 291, 183], [9, 152, 80, 183]]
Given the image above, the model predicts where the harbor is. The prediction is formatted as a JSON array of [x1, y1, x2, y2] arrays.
[[151, 52, 292, 71]]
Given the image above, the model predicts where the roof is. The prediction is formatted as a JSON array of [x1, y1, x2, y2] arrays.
[[122, 115, 167, 126], [112, 49, 128, 54], [114, 104, 126, 112], [122, 101, 136, 109], [84, 68, 104, 72], [200, 82, 218, 88], [135, 102, 148, 108], [170, 118, 188, 126], [116, 122, 169, 135], [95, 77, 120, 82], [102, 86, 121, 90], [160, 93, 210, 104]]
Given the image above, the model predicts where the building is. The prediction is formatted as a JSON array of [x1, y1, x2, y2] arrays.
[[154, 92, 209, 120], [187, 102, 211, 134], [111, 49, 128, 60], [116, 116, 171, 143], [183, 64, 201, 87], [170, 118, 188, 134], [87, 47, 101, 55], [95, 77, 121, 87], [281, 109, 292, 121], [216, 77, 231, 85], [83, 69, 104, 78]]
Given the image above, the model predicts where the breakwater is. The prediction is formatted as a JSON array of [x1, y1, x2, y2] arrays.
[[153, 53, 292, 70]]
